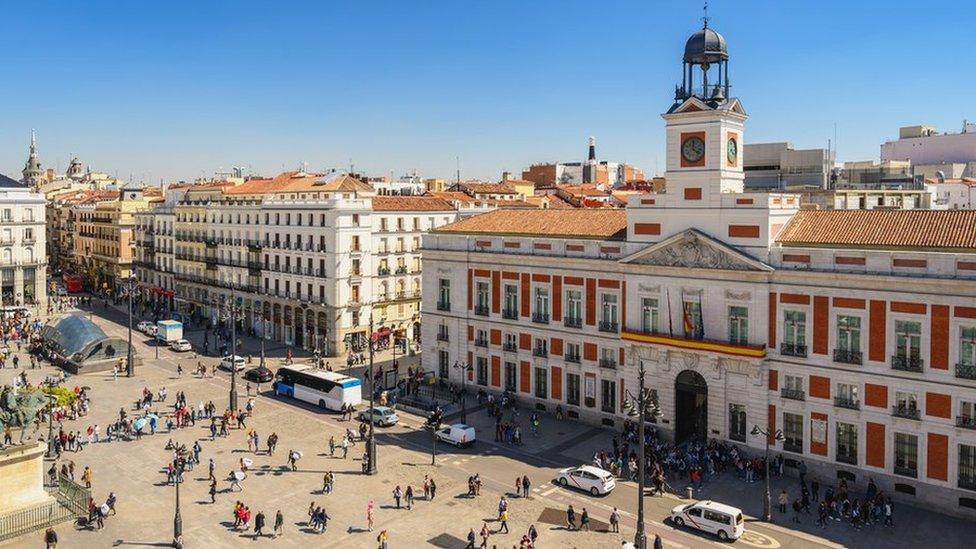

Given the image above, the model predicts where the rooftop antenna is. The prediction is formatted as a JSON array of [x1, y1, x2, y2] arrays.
[[702, 1, 710, 28], [455, 156, 461, 185], [349, 158, 354, 175]]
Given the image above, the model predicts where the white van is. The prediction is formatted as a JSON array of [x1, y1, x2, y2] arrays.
[[669, 500, 744, 541], [435, 424, 475, 447]]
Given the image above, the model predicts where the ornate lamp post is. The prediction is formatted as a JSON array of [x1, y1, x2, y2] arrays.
[[44, 394, 57, 459], [226, 295, 242, 412], [172, 462, 184, 548], [620, 360, 662, 549], [364, 314, 377, 475], [120, 275, 137, 377], [751, 424, 785, 522], [452, 360, 473, 423]]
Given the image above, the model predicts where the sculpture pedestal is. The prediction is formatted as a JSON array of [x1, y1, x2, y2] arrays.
[[0, 441, 53, 514]]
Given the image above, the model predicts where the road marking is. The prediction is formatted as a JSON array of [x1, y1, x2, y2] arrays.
[[539, 487, 556, 497], [738, 530, 781, 548]]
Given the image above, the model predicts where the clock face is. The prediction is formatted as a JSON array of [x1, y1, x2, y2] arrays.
[[727, 137, 738, 164], [681, 136, 705, 163]]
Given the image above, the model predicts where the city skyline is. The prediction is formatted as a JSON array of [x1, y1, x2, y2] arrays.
[[1, 0, 973, 184]]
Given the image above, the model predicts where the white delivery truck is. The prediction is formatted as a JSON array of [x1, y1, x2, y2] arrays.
[[156, 320, 184, 344]]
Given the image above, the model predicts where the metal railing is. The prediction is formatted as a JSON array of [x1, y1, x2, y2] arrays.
[[833, 348, 863, 365], [503, 343, 517, 352], [599, 358, 617, 369], [0, 473, 89, 542], [956, 362, 976, 380], [891, 355, 924, 373], [565, 353, 581, 363], [474, 305, 490, 316], [474, 338, 488, 348], [781, 388, 805, 401], [957, 415, 976, 430], [532, 312, 550, 324], [598, 320, 619, 333], [564, 316, 582, 328], [532, 347, 548, 358], [780, 342, 807, 357], [436, 301, 450, 312], [893, 464, 917, 478], [502, 309, 518, 320], [836, 453, 858, 465], [436, 332, 449, 342], [834, 396, 860, 410], [891, 405, 921, 420]]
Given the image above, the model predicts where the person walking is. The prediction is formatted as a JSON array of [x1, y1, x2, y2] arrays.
[[423, 475, 431, 500], [377, 529, 389, 549], [466, 528, 476, 549], [498, 509, 509, 533], [254, 510, 266, 537], [82, 466, 93, 489], [778, 489, 789, 513], [393, 485, 402, 508], [515, 476, 522, 497], [44, 528, 58, 549], [367, 500, 375, 532], [329, 435, 336, 457], [654, 534, 664, 549], [580, 508, 590, 531], [479, 522, 490, 548], [429, 477, 437, 500], [341, 436, 349, 459], [209, 480, 217, 503], [609, 507, 620, 532], [522, 475, 530, 498], [405, 485, 414, 510], [274, 509, 284, 538], [566, 505, 577, 530]]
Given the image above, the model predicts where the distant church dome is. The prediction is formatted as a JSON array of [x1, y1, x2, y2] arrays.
[[67, 157, 85, 180], [683, 24, 728, 65]]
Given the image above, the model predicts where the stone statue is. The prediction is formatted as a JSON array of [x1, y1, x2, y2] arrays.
[[0, 386, 50, 445]]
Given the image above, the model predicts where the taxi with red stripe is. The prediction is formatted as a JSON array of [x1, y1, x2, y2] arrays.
[[555, 465, 615, 496], [669, 500, 744, 541]]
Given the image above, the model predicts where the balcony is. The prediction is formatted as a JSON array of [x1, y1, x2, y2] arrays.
[[502, 309, 518, 320], [783, 441, 803, 454], [395, 266, 408, 275], [377, 267, 390, 276], [532, 312, 550, 324], [474, 338, 488, 348], [836, 453, 858, 466], [503, 343, 517, 352], [436, 332, 449, 342], [956, 363, 976, 380], [563, 316, 582, 328], [565, 353, 581, 363], [598, 320, 619, 333], [834, 396, 860, 410], [599, 358, 617, 369], [621, 329, 767, 359], [960, 476, 976, 491], [781, 388, 805, 401], [436, 301, 450, 312], [893, 465, 917, 478], [474, 305, 490, 317], [780, 342, 807, 358], [833, 348, 863, 365], [532, 347, 548, 358], [957, 416, 976, 430], [891, 405, 921, 420], [891, 355, 924, 373]]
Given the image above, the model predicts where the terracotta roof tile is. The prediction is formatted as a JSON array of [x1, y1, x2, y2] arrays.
[[435, 209, 627, 240], [371, 196, 455, 212], [461, 182, 518, 195], [776, 209, 976, 250]]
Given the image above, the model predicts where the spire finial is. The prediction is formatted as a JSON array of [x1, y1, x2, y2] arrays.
[[702, 1, 710, 28]]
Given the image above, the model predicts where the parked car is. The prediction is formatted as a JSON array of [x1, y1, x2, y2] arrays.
[[435, 424, 475, 447], [358, 406, 400, 426], [170, 339, 192, 352], [137, 321, 154, 333], [669, 501, 744, 541], [243, 365, 274, 383], [555, 465, 616, 496], [219, 355, 246, 372]]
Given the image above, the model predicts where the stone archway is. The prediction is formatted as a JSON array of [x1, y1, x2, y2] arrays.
[[674, 369, 708, 444]]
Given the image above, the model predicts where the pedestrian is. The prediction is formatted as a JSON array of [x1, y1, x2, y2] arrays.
[[44, 527, 58, 549], [466, 528, 476, 549], [367, 500, 375, 532], [609, 507, 620, 532], [566, 505, 576, 530], [342, 436, 349, 459], [105, 492, 117, 515], [393, 485, 402, 508], [522, 474, 530, 498], [515, 476, 521, 497], [580, 507, 590, 531], [423, 475, 431, 500], [208, 458, 216, 481], [792, 499, 802, 523], [81, 466, 93, 489], [329, 435, 336, 457], [274, 509, 284, 538], [654, 534, 664, 549], [811, 478, 820, 502], [405, 485, 414, 510], [479, 522, 490, 548], [209, 480, 217, 503], [528, 524, 538, 545], [429, 477, 437, 500], [254, 510, 266, 537], [778, 489, 789, 513], [884, 498, 893, 527], [377, 529, 389, 549]]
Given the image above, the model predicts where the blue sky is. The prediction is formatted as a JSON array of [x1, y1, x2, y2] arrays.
[[1, 0, 972, 184]]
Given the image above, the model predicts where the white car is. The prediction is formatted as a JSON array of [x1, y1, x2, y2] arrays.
[[670, 501, 744, 541], [219, 355, 246, 372], [137, 321, 154, 333], [358, 406, 400, 426], [435, 424, 475, 447], [555, 465, 616, 496], [170, 339, 192, 352]]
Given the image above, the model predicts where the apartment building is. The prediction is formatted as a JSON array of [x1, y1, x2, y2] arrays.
[[0, 174, 47, 306], [134, 171, 458, 356], [421, 22, 976, 518]]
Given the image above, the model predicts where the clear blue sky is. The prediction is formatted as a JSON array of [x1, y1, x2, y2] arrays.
[[1, 0, 972, 184]]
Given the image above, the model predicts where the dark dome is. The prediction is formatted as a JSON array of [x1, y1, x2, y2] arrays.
[[683, 26, 728, 65]]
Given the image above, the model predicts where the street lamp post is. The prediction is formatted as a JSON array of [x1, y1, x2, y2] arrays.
[[44, 395, 56, 459], [122, 276, 136, 377], [452, 360, 472, 423], [751, 424, 785, 522], [364, 314, 377, 475], [621, 360, 662, 549], [228, 295, 240, 413], [172, 463, 184, 548]]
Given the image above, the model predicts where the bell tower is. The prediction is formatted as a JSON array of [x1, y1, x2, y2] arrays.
[[663, 18, 746, 204]]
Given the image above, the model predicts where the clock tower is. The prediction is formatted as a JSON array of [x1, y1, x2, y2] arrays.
[[662, 19, 746, 204]]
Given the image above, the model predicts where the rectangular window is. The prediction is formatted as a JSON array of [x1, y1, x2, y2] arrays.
[[682, 298, 703, 340], [895, 320, 922, 359], [533, 338, 548, 357], [351, 235, 360, 251], [836, 382, 859, 408], [962, 327, 976, 367], [600, 294, 618, 332], [836, 422, 858, 464], [729, 404, 747, 442], [960, 444, 976, 491], [728, 305, 749, 345], [600, 379, 616, 413], [438, 279, 450, 310], [894, 433, 918, 478], [503, 284, 519, 318], [835, 315, 862, 364], [566, 373, 580, 406], [504, 362, 517, 392], [641, 297, 659, 334], [893, 391, 918, 418], [438, 350, 449, 379], [783, 310, 807, 356], [475, 281, 489, 315], [565, 342, 581, 363], [783, 412, 803, 453], [476, 356, 488, 386], [533, 287, 550, 323], [504, 333, 517, 352], [599, 347, 616, 369], [565, 289, 583, 326], [534, 368, 548, 399], [474, 329, 487, 347]]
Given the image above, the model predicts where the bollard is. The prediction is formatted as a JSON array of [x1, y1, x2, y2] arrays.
[[686, 486, 694, 500]]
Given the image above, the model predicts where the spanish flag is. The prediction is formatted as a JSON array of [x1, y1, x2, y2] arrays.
[[683, 301, 695, 336]]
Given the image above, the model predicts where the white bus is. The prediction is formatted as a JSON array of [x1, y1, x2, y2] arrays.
[[273, 365, 362, 411]]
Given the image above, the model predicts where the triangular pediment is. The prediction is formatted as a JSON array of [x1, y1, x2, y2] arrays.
[[621, 229, 772, 272]]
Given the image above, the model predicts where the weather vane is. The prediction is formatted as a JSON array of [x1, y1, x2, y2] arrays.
[[702, 1, 710, 28]]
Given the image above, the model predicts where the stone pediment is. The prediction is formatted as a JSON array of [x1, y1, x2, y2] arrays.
[[621, 229, 772, 272]]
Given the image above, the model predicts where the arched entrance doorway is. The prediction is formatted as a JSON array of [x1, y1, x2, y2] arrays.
[[674, 369, 708, 444]]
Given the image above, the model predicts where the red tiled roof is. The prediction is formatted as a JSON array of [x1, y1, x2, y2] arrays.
[[435, 209, 627, 239], [371, 196, 455, 212], [461, 182, 518, 195], [776, 210, 976, 250], [925, 177, 976, 187]]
